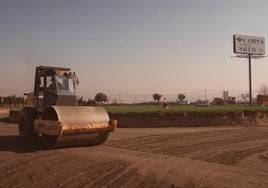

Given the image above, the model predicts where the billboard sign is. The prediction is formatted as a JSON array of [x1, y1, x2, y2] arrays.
[[233, 34, 265, 55]]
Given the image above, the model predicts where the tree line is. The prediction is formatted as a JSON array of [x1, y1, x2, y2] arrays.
[[78, 92, 108, 105], [80, 92, 188, 105], [0, 95, 25, 107], [0, 93, 108, 107], [153, 93, 186, 102], [0, 92, 188, 107]]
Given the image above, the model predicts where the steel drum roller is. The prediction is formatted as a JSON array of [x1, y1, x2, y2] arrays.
[[40, 106, 114, 148]]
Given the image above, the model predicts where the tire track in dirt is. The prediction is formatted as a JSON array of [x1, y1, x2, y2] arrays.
[[106, 128, 263, 151], [1, 125, 268, 187], [105, 128, 268, 166], [204, 146, 268, 165], [0, 149, 175, 188], [0, 151, 77, 187], [150, 135, 268, 163]]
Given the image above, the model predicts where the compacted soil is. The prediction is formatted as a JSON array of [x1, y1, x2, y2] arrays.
[[0, 111, 268, 188]]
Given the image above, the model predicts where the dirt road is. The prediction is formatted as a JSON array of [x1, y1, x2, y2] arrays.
[[0, 113, 268, 187]]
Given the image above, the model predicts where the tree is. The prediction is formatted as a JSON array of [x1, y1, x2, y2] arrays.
[[258, 84, 268, 95], [153, 93, 162, 102], [95, 92, 108, 104], [0, 95, 25, 106], [178, 93, 186, 101]]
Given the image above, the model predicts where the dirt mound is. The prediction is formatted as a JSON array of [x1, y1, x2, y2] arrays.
[[109, 111, 268, 128]]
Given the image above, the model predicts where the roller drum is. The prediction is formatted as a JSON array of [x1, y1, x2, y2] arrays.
[[42, 106, 112, 148]]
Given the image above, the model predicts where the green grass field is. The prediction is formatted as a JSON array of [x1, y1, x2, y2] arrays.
[[4, 105, 268, 114], [104, 105, 268, 113]]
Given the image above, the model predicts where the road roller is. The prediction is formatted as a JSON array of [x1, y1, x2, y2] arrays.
[[18, 66, 116, 148]]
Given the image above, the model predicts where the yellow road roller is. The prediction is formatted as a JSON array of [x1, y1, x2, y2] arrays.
[[18, 66, 116, 148]]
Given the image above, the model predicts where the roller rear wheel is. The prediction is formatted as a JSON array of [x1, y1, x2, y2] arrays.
[[18, 108, 38, 141]]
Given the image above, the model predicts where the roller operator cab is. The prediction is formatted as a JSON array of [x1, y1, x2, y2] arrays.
[[18, 66, 117, 148], [34, 66, 79, 108]]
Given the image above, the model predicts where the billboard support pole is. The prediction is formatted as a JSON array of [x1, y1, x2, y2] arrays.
[[248, 54, 252, 106], [233, 34, 266, 106]]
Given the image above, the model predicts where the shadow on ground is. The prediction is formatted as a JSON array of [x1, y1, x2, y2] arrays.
[[0, 135, 44, 153], [0, 117, 12, 123]]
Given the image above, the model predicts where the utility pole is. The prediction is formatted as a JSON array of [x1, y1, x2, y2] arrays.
[[205, 89, 207, 101], [248, 54, 252, 106], [118, 93, 121, 104]]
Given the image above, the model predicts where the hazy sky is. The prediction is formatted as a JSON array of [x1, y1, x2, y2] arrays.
[[1, 0, 268, 100]]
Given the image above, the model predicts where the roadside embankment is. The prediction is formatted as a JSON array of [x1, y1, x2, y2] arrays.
[[3, 108, 268, 127], [109, 111, 268, 127]]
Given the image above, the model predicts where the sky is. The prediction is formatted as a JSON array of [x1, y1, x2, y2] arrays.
[[1, 0, 268, 102]]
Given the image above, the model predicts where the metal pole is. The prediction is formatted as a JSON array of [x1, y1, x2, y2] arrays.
[[248, 54, 252, 106]]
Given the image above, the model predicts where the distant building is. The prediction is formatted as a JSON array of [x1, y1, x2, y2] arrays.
[[213, 97, 224, 105], [228, 96, 236, 104], [178, 100, 190, 105], [257, 95, 268, 106]]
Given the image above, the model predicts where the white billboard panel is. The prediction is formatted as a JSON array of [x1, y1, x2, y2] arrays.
[[233, 34, 265, 55]]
